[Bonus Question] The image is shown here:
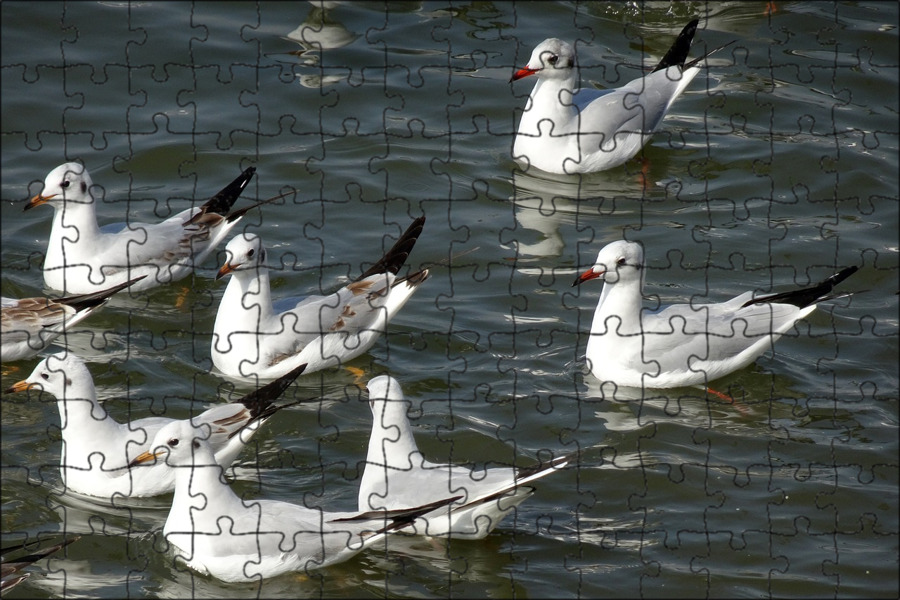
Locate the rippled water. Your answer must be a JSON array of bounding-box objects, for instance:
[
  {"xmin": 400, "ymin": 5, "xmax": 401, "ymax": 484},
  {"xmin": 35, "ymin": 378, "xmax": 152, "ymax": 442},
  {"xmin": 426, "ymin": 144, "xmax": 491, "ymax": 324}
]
[{"xmin": 2, "ymin": 1, "xmax": 898, "ymax": 598}]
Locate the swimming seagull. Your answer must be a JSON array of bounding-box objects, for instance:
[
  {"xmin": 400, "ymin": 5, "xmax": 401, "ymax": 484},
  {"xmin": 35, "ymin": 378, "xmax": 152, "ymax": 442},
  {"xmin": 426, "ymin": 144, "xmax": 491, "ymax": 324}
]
[
  {"xmin": 511, "ymin": 19, "xmax": 732, "ymax": 174},
  {"xmin": 359, "ymin": 375, "xmax": 570, "ymax": 539},
  {"xmin": 130, "ymin": 419, "xmax": 461, "ymax": 581},
  {"xmin": 25, "ymin": 162, "xmax": 260, "ymax": 294},
  {"xmin": 572, "ymin": 240, "xmax": 859, "ymax": 389},
  {"xmin": 212, "ymin": 216, "xmax": 429, "ymax": 381},
  {"xmin": 5, "ymin": 352, "xmax": 306, "ymax": 498},
  {"xmin": 1, "ymin": 276, "xmax": 145, "ymax": 362}
]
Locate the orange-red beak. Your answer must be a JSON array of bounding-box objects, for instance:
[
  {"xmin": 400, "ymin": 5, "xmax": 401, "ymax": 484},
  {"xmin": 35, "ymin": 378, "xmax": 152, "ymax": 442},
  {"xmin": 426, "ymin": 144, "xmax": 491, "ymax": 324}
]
[
  {"xmin": 129, "ymin": 450, "xmax": 161, "ymax": 468},
  {"xmin": 572, "ymin": 267, "xmax": 603, "ymax": 287},
  {"xmin": 216, "ymin": 262, "xmax": 239, "ymax": 280},
  {"xmin": 5, "ymin": 380, "xmax": 35, "ymax": 393},
  {"xmin": 24, "ymin": 193, "xmax": 54, "ymax": 211},
  {"xmin": 510, "ymin": 67, "xmax": 539, "ymax": 82}
]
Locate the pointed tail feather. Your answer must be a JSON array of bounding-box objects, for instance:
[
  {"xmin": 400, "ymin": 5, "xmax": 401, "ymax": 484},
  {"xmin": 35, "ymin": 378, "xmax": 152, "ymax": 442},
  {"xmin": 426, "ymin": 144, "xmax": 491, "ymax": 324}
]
[
  {"xmin": 514, "ymin": 453, "xmax": 573, "ymax": 485},
  {"xmin": 356, "ymin": 216, "xmax": 426, "ymax": 280},
  {"xmin": 741, "ymin": 265, "xmax": 859, "ymax": 309},
  {"xmin": 452, "ymin": 453, "xmax": 572, "ymax": 512},
  {"xmin": 331, "ymin": 495, "xmax": 463, "ymax": 533},
  {"xmin": 186, "ymin": 166, "xmax": 256, "ymax": 224},
  {"xmin": 683, "ymin": 39, "xmax": 736, "ymax": 70},
  {"xmin": 225, "ymin": 188, "xmax": 299, "ymax": 224}
]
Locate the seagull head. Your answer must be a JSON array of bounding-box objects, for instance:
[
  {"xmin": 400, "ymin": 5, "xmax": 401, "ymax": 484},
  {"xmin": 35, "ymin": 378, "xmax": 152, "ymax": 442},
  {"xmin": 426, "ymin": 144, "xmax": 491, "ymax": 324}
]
[
  {"xmin": 130, "ymin": 420, "xmax": 214, "ymax": 469},
  {"xmin": 26, "ymin": 162, "xmax": 94, "ymax": 211},
  {"xmin": 511, "ymin": 38, "xmax": 575, "ymax": 82},
  {"xmin": 5, "ymin": 352, "xmax": 90, "ymax": 400},
  {"xmin": 573, "ymin": 240, "xmax": 644, "ymax": 287},
  {"xmin": 217, "ymin": 232, "xmax": 268, "ymax": 280},
  {"xmin": 365, "ymin": 375, "xmax": 410, "ymax": 417}
]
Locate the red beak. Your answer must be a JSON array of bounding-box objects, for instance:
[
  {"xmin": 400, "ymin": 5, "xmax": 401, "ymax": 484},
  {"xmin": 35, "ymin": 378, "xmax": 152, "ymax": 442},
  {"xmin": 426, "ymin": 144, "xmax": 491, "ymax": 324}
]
[
  {"xmin": 572, "ymin": 267, "xmax": 602, "ymax": 287},
  {"xmin": 510, "ymin": 67, "xmax": 539, "ymax": 82}
]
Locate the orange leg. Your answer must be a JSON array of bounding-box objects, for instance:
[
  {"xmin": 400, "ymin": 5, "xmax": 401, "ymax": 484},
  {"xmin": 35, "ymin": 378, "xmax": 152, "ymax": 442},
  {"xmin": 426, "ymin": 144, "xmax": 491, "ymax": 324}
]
[{"xmin": 706, "ymin": 386, "xmax": 751, "ymax": 416}]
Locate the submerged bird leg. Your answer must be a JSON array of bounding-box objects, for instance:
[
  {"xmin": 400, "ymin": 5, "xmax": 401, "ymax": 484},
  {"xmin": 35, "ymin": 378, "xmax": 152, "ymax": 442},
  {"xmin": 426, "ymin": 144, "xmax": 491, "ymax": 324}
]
[
  {"xmin": 704, "ymin": 386, "xmax": 750, "ymax": 416},
  {"xmin": 174, "ymin": 285, "xmax": 192, "ymax": 311},
  {"xmin": 345, "ymin": 366, "xmax": 367, "ymax": 388}
]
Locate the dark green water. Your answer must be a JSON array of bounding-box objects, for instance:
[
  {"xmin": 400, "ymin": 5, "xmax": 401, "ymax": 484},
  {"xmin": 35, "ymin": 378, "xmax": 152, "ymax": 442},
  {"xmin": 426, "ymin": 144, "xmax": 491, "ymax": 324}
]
[{"xmin": 2, "ymin": 1, "xmax": 897, "ymax": 598}]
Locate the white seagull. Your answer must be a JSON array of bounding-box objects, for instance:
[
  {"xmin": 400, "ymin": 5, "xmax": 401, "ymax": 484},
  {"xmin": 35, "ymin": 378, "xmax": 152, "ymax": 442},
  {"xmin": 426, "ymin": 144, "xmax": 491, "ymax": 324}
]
[
  {"xmin": 26, "ymin": 162, "xmax": 258, "ymax": 294},
  {"xmin": 1, "ymin": 276, "xmax": 144, "ymax": 363},
  {"xmin": 130, "ymin": 419, "xmax": 460, "ymax": 582},
  {"xmin": 212, "ymin": 216, "xmax": 429, "ymax": 381},
  {"xmin": 511, "ymin": 19, "xmax": 730, "ymax": 174},
  {"xmin": 573, "ymin": 240, "xmax": 859, "ymax": 389},
  {"xmin": 360, "ymin": 375, "xmax": 570, "ymax": 539},
  {"xmin": 5, "ymin": 352, "xmax": 306, "ymax": 498}
]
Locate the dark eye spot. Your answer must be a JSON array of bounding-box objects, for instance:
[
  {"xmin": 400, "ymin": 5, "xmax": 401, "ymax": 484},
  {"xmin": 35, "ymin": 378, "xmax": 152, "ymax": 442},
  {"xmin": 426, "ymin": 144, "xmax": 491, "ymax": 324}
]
[
  {"xmin": 81, "ymin": 182, "xmax": 87, "ymax": 193},
  {"xmin": 168, "ymin": 438, "xmax": 179, "ymax": 447},
  {"xmin": 192, "ymin": 440, "xmax": 200, "ymax": 449},
  {"xmin": 247, "ymin": 248, "xmax": 255, "ymax": 258},
  {"xmin": 260, "ymin": 249, "xmax": 266, "ymax": 261},
  {"xmin": 61, "ymin": 180, "xmax": 71, "ymax": 189},
  {"xmin": 617, "ymin": 258, "xmax": 626, "ymax": 266},
  {"xmin": 41, "ymin": 373, "xmax": 50, "ymax": 381},
  {"xmin": 548, "ymin": 54, "xmax": 558, "ymax": 65}
]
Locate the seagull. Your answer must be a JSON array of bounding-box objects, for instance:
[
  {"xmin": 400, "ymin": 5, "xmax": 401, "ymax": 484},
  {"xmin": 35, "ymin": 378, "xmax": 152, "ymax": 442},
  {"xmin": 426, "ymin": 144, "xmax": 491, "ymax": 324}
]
[
  {"xmin": 360, "ymin": 375, "xmax": 570, "ymax": 539},
  {"xmin": 212, "ymin": 216, "xmax": 429, "ymax": 381},
  {"xmin": 25, "ymin": 162, "xmax": 259, "ymax": 294},
  {"xmin": 5, "ymin": 352, "xmax": 306, "ymax": 498},
  {"xmin": 511, "ymin": 19, "xmax": 730, "ymax": 174},
  {"xmin": 1, "ymin": 275, "xmax": 145, "ymax": 363},
  {"xmin": 572, "ymin": 240, "xmax": 859, "ymax": 389},
  {"xmin": 130, "ymin": 419, "xmax": 460, "ymax": 582}
]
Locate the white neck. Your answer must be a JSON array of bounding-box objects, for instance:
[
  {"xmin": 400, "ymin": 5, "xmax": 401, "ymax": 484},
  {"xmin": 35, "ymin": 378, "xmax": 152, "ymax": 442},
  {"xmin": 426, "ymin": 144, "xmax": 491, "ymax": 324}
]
[
  {"xmin": 366, "ymin": 401, "xmax": 420, "ymax": 468},
  {"xmin": 518, "ymin": 75, "xmax": 580, "ymax": 136},
  {"xmin": 46, "ymin": 202, "xmax": 102, "ymax": 268},
  {"xmin": 592, "ymin": 275, "xmax": 645, "ymax": 336},
  {"xmin": 165, "ymin": 446, "xmax": 238, "ymax": 536}
]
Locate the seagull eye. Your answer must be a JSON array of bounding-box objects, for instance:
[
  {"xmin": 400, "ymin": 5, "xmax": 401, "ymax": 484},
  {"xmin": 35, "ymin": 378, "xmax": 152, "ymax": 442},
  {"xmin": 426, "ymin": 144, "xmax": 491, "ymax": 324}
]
[
  {"xmin": 548, "ymin": 54, "xmax": 559, "ymax": 65},
  {"xmin": 247, "ymin": 248, "xmax": 255, "ymax": 258},
  {"xmin": 617, "ymin": 258, "xmax": 627, "ymax": 266},
  {"xmin": 41, "ymin": 373, "xmax": 50, "ymax": 381},
  {"xmin": 168, "ymin": 438, "xmax": 179, "ymax": 447},
  {"xmin": 61, "ymin": 179, "xmax": 71, "ymax": 189},
  {"xmin": 193, "ymin": 440, "xmax": 200, "ymax": 449}
]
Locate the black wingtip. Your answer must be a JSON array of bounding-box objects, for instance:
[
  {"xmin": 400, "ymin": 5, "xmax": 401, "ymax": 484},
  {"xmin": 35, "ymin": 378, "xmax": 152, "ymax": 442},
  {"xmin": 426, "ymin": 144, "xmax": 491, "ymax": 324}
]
[
  {"xmin": 356, "ymin": 215, "xmax": 426, "ymax": 281},
  {"xmin": 514, "ymin": 452, "xmax": 574, "ymax": 481},
  {"xmin": 741, "ymin": 265, "xmax": 860, "ymax": 309},
  {"xmin": 191, "ymin": 166, "xmax": 256, "ymax": 221},
  {"xmin": 54, "ymin": 274, "xmax": 147, "ymax": 311},
  {"xmin": 651, "ymin": 18, "xmax": 700, "ymax": 73},
  {"xmin": 0, "ymin": 535, "xmax": 81, "ymax": 583},
  {"xmin": 825, "ymin": 265, "xmax": 859, "ymax": 290},
  {"xmin": 237, "ymin": 363, "xmax": 307, "ymax": 422}
]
